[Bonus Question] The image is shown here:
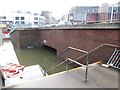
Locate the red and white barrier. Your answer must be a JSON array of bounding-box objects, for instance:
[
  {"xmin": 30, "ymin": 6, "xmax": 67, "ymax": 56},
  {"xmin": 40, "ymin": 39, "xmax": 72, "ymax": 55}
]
[
  {"xmin": 0, "ymin": 63, "xmax": 25, "ymax": 79},
  {"xmin": 2, "ymin": 31, "xmax": 10, "ymax": 40}
]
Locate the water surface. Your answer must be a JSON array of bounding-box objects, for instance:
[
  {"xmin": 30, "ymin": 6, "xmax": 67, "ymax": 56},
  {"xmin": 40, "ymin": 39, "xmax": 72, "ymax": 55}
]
[{"xmin": 14, "ymin": 46, "xmax": 72, "ymax": 75}]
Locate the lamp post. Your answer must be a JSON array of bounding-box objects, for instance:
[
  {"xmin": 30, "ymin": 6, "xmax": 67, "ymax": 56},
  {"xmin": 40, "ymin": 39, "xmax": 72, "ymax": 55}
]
[
  {"xmin": 110, "ymin": 4, "xmax": 114, "ymax": 22},
  {"xmin": 110, "ymin": 3, "xmax": 118, "ymax": 22},
  {"xmin": 118, "ymin": 1, "xmax": 120, "ymax": 21},
  {"xmin": 85, "ymin": 11, "xmax": 87, "ymax": 24}
]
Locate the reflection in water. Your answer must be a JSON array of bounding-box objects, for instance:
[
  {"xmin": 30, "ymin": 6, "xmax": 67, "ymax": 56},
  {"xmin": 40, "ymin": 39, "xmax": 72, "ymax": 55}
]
[{"xmin": 14, "ymin": 46, "xmax": 72, "ymax": 75}]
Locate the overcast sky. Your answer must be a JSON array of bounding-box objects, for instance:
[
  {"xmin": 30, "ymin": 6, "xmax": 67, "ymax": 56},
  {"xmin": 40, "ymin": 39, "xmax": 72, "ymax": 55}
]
[{"xmin": 0, "ymin": 0, "xmax": 119, "ymax": 18}]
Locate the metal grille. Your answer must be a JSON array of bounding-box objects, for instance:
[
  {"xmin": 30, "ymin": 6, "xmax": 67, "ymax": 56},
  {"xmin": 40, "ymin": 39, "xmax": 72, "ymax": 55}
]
[{"xmin": 107, "ymin": 48, "xmax": 120, "ymax": 69}]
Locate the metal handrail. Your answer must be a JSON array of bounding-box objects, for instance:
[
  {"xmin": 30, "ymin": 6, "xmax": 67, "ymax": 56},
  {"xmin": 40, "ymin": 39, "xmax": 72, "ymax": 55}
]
[
  {"xmin": 42, "ymin": 47, "xmax": 69, "ymax": 69},
  {"xmin": 68, "ymin": 47, "xmax": 88, "ymax": 53},
  {"xmin": 68, "ymin": 58, "xmax": 86, "ymax": 67},
  {"xmin": 42, "ymin": 44, "xmax": 119, "ymax": 82},
  {"xmin": 45, "ymin": 58, "xmax": 86, "ymax": 73},
  {"xmin": 42, "ymin": 47, "xmax": 88, "ymax": 69},
  {"xmin": 44, "ymin": 57, "xmax": 89, "ymax": 82},
  {"xmin": 89, "ymin": 44, "xmax": 120, "ymax": 53},
  {"xmin": 42, "ymin": 46, "xmax": 89, "ymax": 82},
  {"xmin": 68, "ymin": 44, "xmax": 120, "ymax": 65},
  {"xmin": 45, "ymin": 59, "xmax": 68, "ymax": 73}
]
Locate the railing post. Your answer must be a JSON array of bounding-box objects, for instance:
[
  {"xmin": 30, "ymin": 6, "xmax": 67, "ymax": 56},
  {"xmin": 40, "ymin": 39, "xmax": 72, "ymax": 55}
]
[
  {"xmin": 84, "ymin": 52, "xmax": 89, "ymax": 82},
  {"xmin": 66, "ymin": 50, "xmax": 69, "ymax": 71},
  {"xmin": 41, "ymin": 68, "xmax": 47, "ymax": 76},
  {"xmin": 66, "ymin": 61, "xmax": 69, "ymax": 71},
  {"xmin": 44, "ymin": 72, "xmax": 46, "ymax": 76},
  {"xmin": 52, "ymin": 61, "xmax": 53, "ymax": 74}
]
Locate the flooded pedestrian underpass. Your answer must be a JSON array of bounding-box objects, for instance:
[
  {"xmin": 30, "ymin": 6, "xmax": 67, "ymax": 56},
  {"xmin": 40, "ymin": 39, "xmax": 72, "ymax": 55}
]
[{"xmin": 13, "ymin": 44, "xmax": 73, "ymax": 75}]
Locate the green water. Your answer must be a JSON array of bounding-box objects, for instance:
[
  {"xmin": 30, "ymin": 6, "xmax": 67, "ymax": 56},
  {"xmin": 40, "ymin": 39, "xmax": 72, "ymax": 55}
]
[{"xmin": 14, "ymin": 46, "xmax": 72, "ymax": 75}]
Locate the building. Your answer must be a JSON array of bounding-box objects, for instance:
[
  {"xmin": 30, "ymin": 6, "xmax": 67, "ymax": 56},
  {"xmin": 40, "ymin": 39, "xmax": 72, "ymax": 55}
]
[
  {"xmin": 51, "ymin": 17, "xmax": 58, "ymax": 24},
  {"xmin": 0, "ymin": 15, "xmax": 13, "ymax": 25},
  {"xmin": 0, "ymin": 13, "xmax": 14, "ymax": 31},
  {"xmin": 41, "ymin": 11, "xmax": 52, "ymax": 24},
  {"xmin": 98, "ymin": 3, "xmax": 120, "ymax": 22},
  {"xmin": 0, "ymin": 16, "xmax": 7, "ymax": 24},
  {"xmin": 12, "ymin": 10, "xmax": 31, "ymax": 28},
  {"xmin": 58, "ymin": 14, "xmax": 71, "ymax": 26},
  {"xmin": 0, "ymin": 24, "xmax": 6, "ymax": 46},
  {"xmin": 69, "ymin": 6, "xmax": 99, "ymax": 24},
  {"xmin": 32, "ymin": 12, "xmax": 46, "ymax": 28},
  {"xmin": 0, "ymin": 10, "xmax": 47, "ymax": 29},
  {"xmin": 68, "ymin": 2, "xmax": 120, "ymax": 24}
]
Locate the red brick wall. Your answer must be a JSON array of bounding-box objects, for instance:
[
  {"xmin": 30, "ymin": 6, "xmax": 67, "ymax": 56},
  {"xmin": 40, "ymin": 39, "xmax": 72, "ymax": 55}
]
[
  {"xmin": 11, "ymin": 29, "xmax": 119, "ymax": 64},
  {"xmin": 38, "ymin": 30, "xmax": 118, "ymax": 53},
  {"xmin": 19, "ymin": 30, "xmax": 39, "ymax": 48},
  {"xmin": 11, "ymin": 31, "xmax": 20, "ymax": 48}
]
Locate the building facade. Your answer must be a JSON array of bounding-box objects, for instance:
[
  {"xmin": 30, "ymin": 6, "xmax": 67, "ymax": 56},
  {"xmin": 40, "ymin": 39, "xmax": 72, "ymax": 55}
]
[
  {"xmin": 12, "ymin": 10, "xmax": 31, "ymax": 28},
  {"xmin": 69, "ymin": 6, "xmax": 99, "ymax": 24},
  {"xmin": 98, "ymin": 3, "xmax": 120, "ymax": 22},
  {"xmin": 41, "ymin": 11, "xmax": 52, "ymax": 25},
  {"xmin": 68, "ymin": 2, "xmax": 120, "ymax": 24},
  {"xmin": 32, "ymin": 13, "xmax": 46, "ymax": 28},
  {"xmin": 13, "ymin": 11, "xmax": 46, "ymax": 28},
  {"xmin": 0, "ymin": 10, "xmax": 48, "ymax": 29}
]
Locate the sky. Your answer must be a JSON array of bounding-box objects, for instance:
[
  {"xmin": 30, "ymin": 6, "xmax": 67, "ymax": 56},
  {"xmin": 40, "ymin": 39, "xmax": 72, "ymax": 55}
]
[{"xmin": 0, "ymin": 0, "xmax": 119, "ymax": 19}]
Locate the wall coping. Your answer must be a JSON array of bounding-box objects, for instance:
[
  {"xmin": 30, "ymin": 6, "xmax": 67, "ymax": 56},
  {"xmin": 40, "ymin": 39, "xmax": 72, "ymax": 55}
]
[{"xmin": 10, "ymin": 22, "xmax": 120, "ymax": 34}]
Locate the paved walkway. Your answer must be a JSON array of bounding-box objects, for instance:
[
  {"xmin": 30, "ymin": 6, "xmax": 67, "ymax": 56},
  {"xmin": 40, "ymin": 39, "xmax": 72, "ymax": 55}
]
[
  {"xmin": 12, "ymin": 63, "xmax": 119, "ymax": 88},
  {"xmin": 0, "ymin": 40, "xmax": 19, "ymax": 87},
  {"xmin": 0, "ymin": 40, "xmax": 19, "ymax": 66}
]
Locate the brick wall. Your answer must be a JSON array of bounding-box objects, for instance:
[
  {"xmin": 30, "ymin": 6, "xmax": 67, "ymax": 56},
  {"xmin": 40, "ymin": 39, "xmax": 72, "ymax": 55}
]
[{"xmin": 11, "ymin": 28, "xmax": 120, "ymax": 64}]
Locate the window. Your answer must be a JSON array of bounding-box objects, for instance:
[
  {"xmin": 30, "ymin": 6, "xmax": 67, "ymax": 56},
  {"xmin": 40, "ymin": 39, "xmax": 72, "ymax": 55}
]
[
  {"xmin": 3, "ymin": 16, "xmax": 6, "ymax": 19},
  {"xmin": 26, "ymin": 11, "xmax": 31, "ymax": 14},
  {"xmin": 21, "ymin": 21, "xmax": 25, "ymax": 24},
  {"xmin": 0, "ymin": 16, "xmax": 6, "ymax": 19},
  {"xmin": 34, "ymin": 22, "xmax": 38, "ymax": 25},
  {"xmin": 21, "ymin": 17, "xmax": 25, "ymax": 20},
  {"xmin": 15, "ymin": 17, "xmax": 19, "ymax": 20},
  {"xmin": 15, "ymin": 21, "xmax": 19, "ymax": 24},
  {"xmin": 34, "ymin": 13, "xmax": 38, "ymax": 15},
  {"xmin": 16, "ymin": 10, "xmax": 22, "ymax": 13},
  {"xmin": 34, "ymin": 17, "xmax": 38, "ymax": 20}
]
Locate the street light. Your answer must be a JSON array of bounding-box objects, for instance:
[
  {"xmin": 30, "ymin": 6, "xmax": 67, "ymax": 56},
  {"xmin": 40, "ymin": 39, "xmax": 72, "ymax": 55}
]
[{"xmin": 110, "ymin": 3, "xmax": 118, "ymax": 22}]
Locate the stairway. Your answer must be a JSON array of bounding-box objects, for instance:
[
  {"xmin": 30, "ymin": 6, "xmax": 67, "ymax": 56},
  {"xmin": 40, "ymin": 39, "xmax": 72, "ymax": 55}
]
[{"xmin": 107, "ymin": 48, "xmax": 120, "ymax": 69}]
